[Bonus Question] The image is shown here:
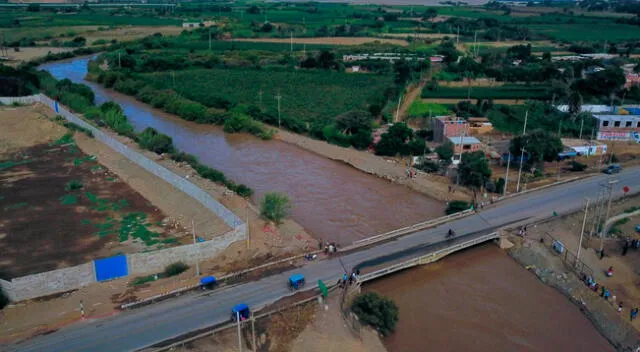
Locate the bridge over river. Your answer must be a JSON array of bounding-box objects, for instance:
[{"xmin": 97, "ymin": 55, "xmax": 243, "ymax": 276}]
[{"xmin": 10, "ymin": 167, "xmax": 640, "ymax": 352}]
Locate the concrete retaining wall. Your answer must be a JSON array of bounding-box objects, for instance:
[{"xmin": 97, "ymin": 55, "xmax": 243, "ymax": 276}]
[
  {"xmin": 0, "ymin": 263, "xmax": 95, "ymax": 302},
  {"xmin": 0, "ymin": 95, "xmax": 41, "ymax": 106},
  {"xmin": 128, "ymin": 224, "xmax": 246, "ymax": 275},
  {"xmin": 0, "ymin": 95, "xmax": 247, "ymax": 302}
]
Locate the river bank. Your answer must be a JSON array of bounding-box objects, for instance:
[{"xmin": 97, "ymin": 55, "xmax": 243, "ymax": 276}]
[
  {"xmin": 276, "ymin": 129, "xmax": 471, "ymax": 202},
  {"xmin": 507, "ymin": 233, "xmax": 640, "ymax": 351}
]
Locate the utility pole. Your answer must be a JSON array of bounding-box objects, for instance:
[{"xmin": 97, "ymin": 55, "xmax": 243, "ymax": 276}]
[
  {"xmin": 209, "ymin": 28, "xmax": 212, "ymax": 51},
  {"xmin": 599, "ymin": 179, "xmax": 619, "ymax": 254},
  {"xmin": 394, "ymin": 94, "xmax": 403, "ymax": 122},
  {"xmin": 118, "ymin": 51, "xmax": 121, "ymax": 69},
  {"xmin": 192, "ymin": 219, "xmax": 200, "ymax": 276},
  {"xmin": 275, "ymin": 91, "xmax": 282, "ymax": 128},
  {"xmin": 503, "ymin": 151, "xmax": 511, "ymax": 195},
  {"xmin": 579, "ymin": 117, "xmax": 584, "ymax": 140},
  {"xmin": 516, "ymin": 147, "xmax": 526, "ymax": 192},
  {"xmin": 236, "ymin": 312, "xmax": 243, "ymax": 352},
  {"xmin": 576, "ymin": 198, "xmax": 590, "ymax": 263},
  {"xmin": 515, "ymin": 110, "xmax": 528, "ymax": 193},
  {"xmin": 456, "ymin": 26, "xmax": 459, "ymax": 46},
  {"xmin": 455, "ymin": 125, "xmax": 465, "ymax": 186}
]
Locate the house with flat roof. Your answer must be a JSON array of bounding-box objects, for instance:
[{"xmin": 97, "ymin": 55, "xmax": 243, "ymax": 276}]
[
  {"xmin": 448, "ymin": 136, "xmax": 482, "ymax": 164},
  {"xmin": 433, "ymin": 116, "xmax": 469, "ymax": 143},
  {"xmin": 593, "ymin": 114, "xmax": 640, "ymax": 142}
]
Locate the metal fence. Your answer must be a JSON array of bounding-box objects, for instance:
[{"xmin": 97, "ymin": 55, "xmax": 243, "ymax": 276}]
[
  {"xmin": 540, "ymin": 232, "xmax": 594, "ymax": 278},
  {"xmin": 37, "ymin": 94, "xmax": 244, "ymax": 229}
]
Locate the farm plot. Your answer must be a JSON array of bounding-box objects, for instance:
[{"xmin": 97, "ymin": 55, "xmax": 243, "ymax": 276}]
[
  {"xmin": 421, "ymin": 85, "xmax": 552, "ymax": 100},
  {"xmin": 140, "ymin": 68, "xmax": 393, "ymax": 124},
  {"xmin": 0, "ymin": 106, "xmax": 180, "ymax": 279}
]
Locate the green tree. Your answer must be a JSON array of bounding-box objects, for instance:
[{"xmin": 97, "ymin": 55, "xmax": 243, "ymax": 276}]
[
  {"xmin": 351, "ymin": 292, "xmax": 399, "ymax": 336},
  {"xmin": 335, "ymin": 110, "xmax": 372, "ymax": 135},
  {"xmin": 510, "ymin": 130, "xmax": 563, "ymax": 164},
  {"xmin": 446, "ymin": 200, "xmax": 470, "ymax": 215},
  {"xmin": 435, "ymin": 141, "xmax": 454, "ymax": 162},
  {"xmin": 567, "ymin": 90, "xmax": 583, "ymax": 118},
  {"xmin": 260, "ymin": 192, "xmax": 291, "ymax": 224},
  {"xmin": 374, "ymin": 123, "xmax": 414, "ymax": 156},
  {"xmin": 138, "ymin": 127, "xmax": 175, "ymax": 154},
  {"xmin": 393, "ymin": 59, "xmax": 412, "ymax": 85},
  {"xmin": 458, "ymin": 151, "xmax": 492, "ymax": 188}
]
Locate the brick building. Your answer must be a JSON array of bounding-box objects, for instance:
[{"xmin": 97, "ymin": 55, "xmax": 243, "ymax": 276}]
[
  {"xmin": 593, "ymin": 114, "xmax": 640, "ymax": 142},
  {"xmin": 433, "ymin": 116, "xmax": 469, "ymax": 142}
]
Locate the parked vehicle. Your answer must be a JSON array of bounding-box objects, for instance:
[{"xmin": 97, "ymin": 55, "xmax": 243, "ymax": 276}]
[
  {"xmin": 288, "ymin": 274, "xmax": 305, "ymax": 290},
  {"xmin": 231, "ymin": 303, "xmax": 250, "ymax": 322},
  {"xmin": 603, "ymin": 165, "xmax": 621, "ymax": 174},
  {"xmin": 199, "ymin": 275, "xmax": 217, "ymax": 290}
]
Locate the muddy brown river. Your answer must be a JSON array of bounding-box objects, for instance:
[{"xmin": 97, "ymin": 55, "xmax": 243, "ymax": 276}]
[
  {"xmin": 40, "ymin": 57, "xmax": 444, "ymax": 244},
  {"xmin": 366, "ymin": 245, "xmax": 614, "ymax": 352}
]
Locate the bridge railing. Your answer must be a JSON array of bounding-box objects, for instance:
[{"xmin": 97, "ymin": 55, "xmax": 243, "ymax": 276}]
[
  {"xmin": 359, "ymin": 232, "xmax": 499, "ymax": 283},
  {"xmin": 346, "ymin": 209, "xmax": 475, "ymax": 250}
]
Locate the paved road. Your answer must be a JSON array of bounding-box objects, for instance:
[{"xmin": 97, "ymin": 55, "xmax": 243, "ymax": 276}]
[{"xmin": 11, "ymin": 168, "xmax": 640, "ymax": 352}]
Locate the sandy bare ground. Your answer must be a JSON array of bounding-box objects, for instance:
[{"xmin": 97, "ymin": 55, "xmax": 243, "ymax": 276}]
[
  {"xmin": 233, "ymin": 37, "xmax": 409, "ymax": 46},
  {"xmin": 276, "ymin": 129, "xmax": 470, "ymax": 202},
  {"xmin": 83, "ymin": 26, "xmax": 184, "ymax": 44},
  {"xmin": 1, "ymin": 47, "xmax": 73, "ymax": 67}
]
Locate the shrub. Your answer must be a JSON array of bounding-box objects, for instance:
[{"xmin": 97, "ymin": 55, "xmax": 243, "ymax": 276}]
[
  {"xmin": 260, "ymin": 192, "xmax": 291, "ymax": 223},
  {"xmin": 495, "ymin": 178, "xmax": 506, "ymax": 194},
  {"xmin": 446, "ymin": 200, "xmax": 470, "ymax": 215},
  {"xmin": 170, "ymin": 151, "xmax": 199, "ymax": 166},
  {"xmin": 415, "ymin": 160, "xmax": 440, "ymax": 173},
  {"xmin": 164, "ymin": 262, "xmax": 189, "ymax": 277},
  {"xmin": 351, "ymin": 292, "xmax": 398, "ymax": 336},
  {"xmin": 65, "ymin": 180, "xmax": 83, "ymax": 191},
  {"xmin": 569, "ymin": 161, "xmax": 587, "ymax": 172},
  {"xmin": 138, "ymin": 127, "xmax": 175, "ymax": 154},
  {"xmin": 0, "ymin": 286, "xmax": 8, "ymax": 309},
  {"xmin": 102, "ymin": 108, "xmax": 134, "ymax": 136}
]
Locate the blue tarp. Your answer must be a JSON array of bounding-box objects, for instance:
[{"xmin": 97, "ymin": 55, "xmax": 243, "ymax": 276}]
[
  {"xmin": 94, "ymin": 255, "xmax": 128, "ymax": 282},
  {"xmin": 624, "ymin": 107, "xmax": 640, "ymax": 115}
]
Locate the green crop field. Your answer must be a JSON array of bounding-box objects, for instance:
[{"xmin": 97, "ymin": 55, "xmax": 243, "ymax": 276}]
[
  {"xmin": 140, "ymin": 68, "xmax": 392, "ymax": 124},
  {"xmin": 421, "ymin": 85, "xmax": 551, "ymax": 100},
  {"xmin": 165, "ymin": 39, "xmax": 335, "ymax": 52},
  {"xmin": 407, "ymin": 100, "xmax": 451, "ymax": 117},
  {"xmin": 526, "ymin": 23, "xmax": 640, "ymax": 42}
]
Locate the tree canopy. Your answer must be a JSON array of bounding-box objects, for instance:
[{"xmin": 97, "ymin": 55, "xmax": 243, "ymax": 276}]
[
  {"xmin": 458, "ymin": 151, "xmax": 492, "ymax": 189},
  {"xmin": 510, "ymin": 130, "xmax": 564, "ymax": 164},
  {"xmin": 351, "ymin": 292, "xmax": 399, "ymax": 336},
  {"xmin": 335, "ymin": 110, "xmax": 372, "ymax": 135}
]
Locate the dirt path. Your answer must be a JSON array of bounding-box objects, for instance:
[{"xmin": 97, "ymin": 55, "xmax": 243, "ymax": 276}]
[
  {"xmin": 276, "ymin": 129, "xmax": 470, "ymax": 202},
  {"xmin": 396, "ymin": 79, "xmax": 427, "ymax": 123}
]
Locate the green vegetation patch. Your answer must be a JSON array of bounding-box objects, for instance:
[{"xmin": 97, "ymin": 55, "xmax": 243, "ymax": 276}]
[
  {"xmin": 407, "ymin": 100, "xmax": 451, "ymax": 117},
  {"xmin": 422, "ymin": 85, "xmax": 551, "ymax": 100},
  {"xmin": 0, "ymin": 159, "xmax": 33, "ymax": 171},
  {"xmin": 141, "ymin": 68, "xmax": 392, "ymax": 124},
  {"xmin": 119, "ymin": 212, "xmax": 161, "ymax": 245},
  {"xmin": 50, "ymin": 133, "xmax": 75, "ymax": 146},
  {"xmin": 73, "ymin": 155, "xmax": 96, "ymax": 166},
  {"xmin": 60, "ymin": 194, "xmax": 79, "ymax": 205},
  {"xmin": 4, "ymin": 202, "xmax": 28, "ymax": 210}
]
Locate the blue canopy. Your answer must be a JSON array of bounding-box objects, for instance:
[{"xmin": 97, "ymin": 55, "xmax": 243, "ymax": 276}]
[
  {"xmin": 199, "ymin": 276, "xmax": 216, "ymax": 285},
  {"xmin": 232, "ymin": 303, "xmax": 249, "ymax": 314},
  {"xmin": 289, "ymin": 274, "xmax": 305, "ymax": 284}
]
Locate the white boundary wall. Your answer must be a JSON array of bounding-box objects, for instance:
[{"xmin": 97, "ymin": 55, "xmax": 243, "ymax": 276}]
[{"xmin": 0, "ymin": 95, "xmax": 246, "ymax": 302}]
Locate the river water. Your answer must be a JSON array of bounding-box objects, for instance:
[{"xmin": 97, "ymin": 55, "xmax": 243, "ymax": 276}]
[
  {"xmin": 40, "ymin": 57, "xmax": 444, "ymax": 244},
  {"xmin": 366, "ymin": 245, "xmax": 614, "ymax": 352}
]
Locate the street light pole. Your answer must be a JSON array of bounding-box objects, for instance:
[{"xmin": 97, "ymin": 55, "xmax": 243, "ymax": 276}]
[
  {"xmin": 576, "ymin": 198, "xmax": 590, "ymax": 263},
  {"xmin": 236, "ymin": 311, "xmax": 243, "ymax": 352},
  {"xmin": 503, "ymin": 151, "xmax": 511, "ymax": 195},
  {"xmin": 516, "ymin": 147, "xmax": 525, "ymax": 192}
]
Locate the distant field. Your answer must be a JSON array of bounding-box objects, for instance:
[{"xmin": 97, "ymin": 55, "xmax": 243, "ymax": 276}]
[
  {"xmin": 140, "ymin": 68, "xmax": 393, "ymax": 124},
  {"xmin": 166, "ymin": 39, "xmax": 335, "ymax": 52},
  {"xmin": 527, "ymin": 23, "xmax": 640, "ymax": 42},
  {"xmin": 422, "ymin": 85, "xmax": 551, "ymax": 100},
  {"xmin": 233, "ymin": 37, "xmax": 409, "ymax": 46}
]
